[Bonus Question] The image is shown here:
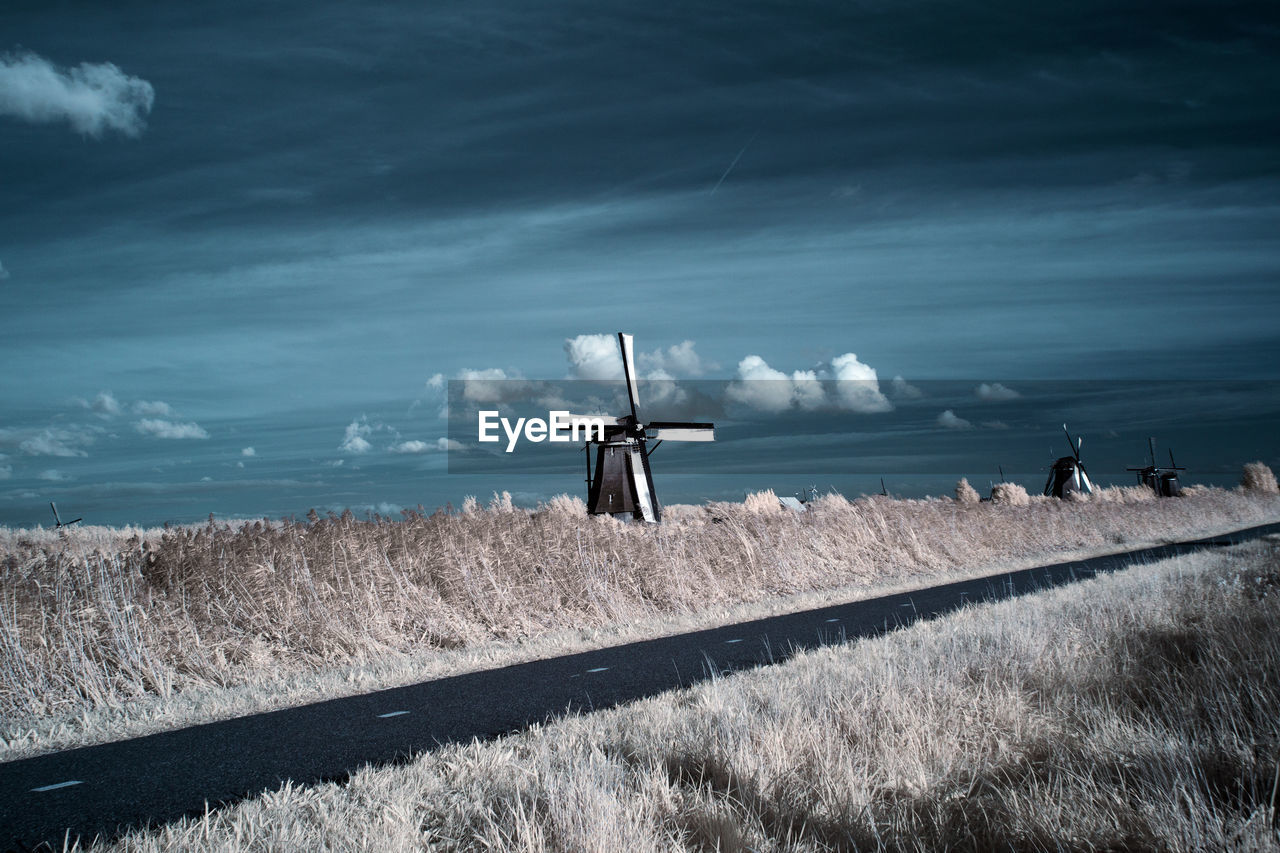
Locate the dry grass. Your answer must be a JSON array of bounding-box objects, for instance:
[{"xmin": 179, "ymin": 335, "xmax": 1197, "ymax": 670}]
[
  {"xmin": 989, "ymin": 482, "xmax": 1031, "ymax": 506},
  {"xmin": 1244, "ymin": 462, "xmax": 1280, "ymax": 495},
  {"xmin": 80, "ymin": 533, "xmax": 1280, "ymax": 852},
  {"xmin": 954, "ymin": 478, "xmax": 980, "ymax": 504},
  {"xmin": 2, "ymin": 488, "xmax": 1278, "ymax": 761}
]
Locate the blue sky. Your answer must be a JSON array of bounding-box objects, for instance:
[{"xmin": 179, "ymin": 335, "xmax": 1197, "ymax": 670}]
[{"xmin": 2, "ymin": 1, "xmax": 1278, "ymax": 525}]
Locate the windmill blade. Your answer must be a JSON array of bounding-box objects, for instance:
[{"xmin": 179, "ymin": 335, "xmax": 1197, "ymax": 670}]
[
  {"xmin": 50, "ymin": 501, "xmax": 62, "ymax": 526},
  {"xmin": 617, "ymin": 332, "xmax": 641, "ymax": 421},
  {"xmin": 1062, "ymin": 424, "xmax": 1080, "ymax": 462},
  {"xmin": 645, "ymin": 421, "xmax": 715, "ymax": 441},
  {"xmin": 1148, "ymin": 437, "xmax": 1157, "ymax": 468},
  {"xmin": 627, "ymin": 446, "xmax": 658, "ymax": 523}
]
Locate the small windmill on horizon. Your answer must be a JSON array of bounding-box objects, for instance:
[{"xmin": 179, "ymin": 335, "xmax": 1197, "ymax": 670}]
[
  {"xmin": 1044, "ymin": 424, "xmax": 1095, "ymax": 499},
  {"xmin": 49, "ymin": 501, "xmax": 81, "ymax": 529}
]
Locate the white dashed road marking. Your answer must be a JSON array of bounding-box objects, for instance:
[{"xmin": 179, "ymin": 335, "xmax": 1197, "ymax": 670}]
[
  {"xmin": 32, "ymin": 781, "xmax": 82, "ymax": 793},
  {"xmin": 724, "ymin": 638, "xmax": 743, "ymax": 644},
  {"xmin": 586, "ymin": 667, "xmax": 609, "ymax": 673},
  {"xmin": 377, "ymin": 711, "xmax": 410, "ymax": 718},
  {"xmin": 825, "ymin": 618, "xmax": 840, "ymax": 623}
]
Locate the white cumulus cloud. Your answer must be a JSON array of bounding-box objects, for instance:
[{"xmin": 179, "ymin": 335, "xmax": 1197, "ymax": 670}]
[
  {"xmin": 564, "ymin": 334, "xmax": 624, "ymax": 380},
  {"xmin": 241, "ymin": 446, "xmax": 256, "ymax": 457},
  {"xmin": 340, "ymin": 418, "xmax": 373, "ymax": 454},
  {"xmin": 976, "ymin": 382, "xmax": 1020, "ymax": 402},
  {"xmin": 639, "ymin": 340, "xmax": 708, "ymax": 377},
  {"xmin": 135, "ymin": 418, "xmax": 210, "ymax": 439},
  {"xmin": 0, "ymin": 50, "xmax": 155, "ymax": 138},
  {"xmin": 726, "ymin": 352, "xmax": 892, "ymax": 414},
  {"xmin": 830, "ymin": 353, "xmax": 892, "ymax": 413},
  {"xmin": 937, "ymin": 410, "xmax": 973, "ymax": 430}
]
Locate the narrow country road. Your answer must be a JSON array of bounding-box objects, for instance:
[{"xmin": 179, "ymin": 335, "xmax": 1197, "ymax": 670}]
[{"xmin": 2, "ymin": 522, "xmax": 1277, "ymax": 851}]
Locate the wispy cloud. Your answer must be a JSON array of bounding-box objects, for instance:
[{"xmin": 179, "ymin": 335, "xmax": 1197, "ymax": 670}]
[
  {"xmin": 18, "ymin": 427, "xmax": 93, "ymax": 457},
  {"xmin": 89, "ymin": 390, "xmax": 121, "ymax": 417},
  {"xmin": 0, "ymin": 50, "xmax": 155, "ymax": 138},
  {"xmin": 976, "ymin": 382, "xmax": 1020, "ymax": 402},
  {"xmin": 0, "ymin": 259, "xmax": 9, "ymax": 280},
  {"xmin": 390, "ymin": 437, "xmax": 462, "ymax": 454},
  {"xmin": 135, "ymin": 418, "xmax": 210, "ymax": 439},
  {"xmin": 133, "ymin": 400, "xmax": 174, "ymax": 417}
]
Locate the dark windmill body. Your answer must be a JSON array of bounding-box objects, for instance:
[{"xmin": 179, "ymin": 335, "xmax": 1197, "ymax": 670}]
[
  {"xmin": 568, "ymin": 333, "xmax": 714, "ymax": 523},
  {"xmin": 1128, "ymin": 437, "xmax": 1185, "ymax": 497},
  {"xmin": 1044, "ymin": 424, "xmax": 1095, "ymax": 499}
]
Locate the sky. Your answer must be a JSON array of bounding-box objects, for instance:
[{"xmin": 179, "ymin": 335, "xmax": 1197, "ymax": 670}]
[{"xmin": 1, "ymin": 1, "xmax": 1278, "ymax": 526}]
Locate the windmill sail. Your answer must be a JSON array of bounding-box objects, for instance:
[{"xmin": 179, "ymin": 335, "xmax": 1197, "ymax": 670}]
[{"xmin": 572, "ymin": 332, "xmax": 715, "ymax": 523}]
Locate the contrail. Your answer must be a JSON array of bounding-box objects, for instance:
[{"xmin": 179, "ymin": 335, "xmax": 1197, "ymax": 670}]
[{"xmin": 710, "ymin": 132, "xmax": 758, "ymax": 194}]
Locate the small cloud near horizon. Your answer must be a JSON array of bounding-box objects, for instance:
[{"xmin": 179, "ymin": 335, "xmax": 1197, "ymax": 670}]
[{"xmin": 937, "ymin": 409, "xmax": 973, "ymax": 429}]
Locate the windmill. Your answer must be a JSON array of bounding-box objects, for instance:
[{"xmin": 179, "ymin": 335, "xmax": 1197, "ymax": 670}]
[
  {"xmin": 1127, "ymin": 437, "xmax": 1185, "ymax": 497},
  {"xmin": 1044, "ymin": 424, "xmax": 1095, "ymax": 498},
  {"xmin": 566, "ymin": 333, "xmax": 714, "ymax": 523},
  {"xmin": 50, "ymin": 501, "xmax": 82, "ymax": 529}
]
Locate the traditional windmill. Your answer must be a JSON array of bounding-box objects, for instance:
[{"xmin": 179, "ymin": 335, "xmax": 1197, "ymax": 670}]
[
  {"xmin": 49, "ymin": 501, "xmax": 81, "ymax": 529},
  {"xmin": 1127, "ymin": 437, "xmax": 1185, "ymax": 497},
  {"xmin": 1044, "ymin": 424, "xmax": 1095, "ymax": 498},
  {"xmin": 567, "ymin": 333, "xmax": 714, "ymax": 523}
]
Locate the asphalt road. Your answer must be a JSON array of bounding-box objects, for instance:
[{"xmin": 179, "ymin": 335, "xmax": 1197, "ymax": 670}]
[{"xmin": 3, "ymin": 520, "xmax": 1278, "ymax": 851}]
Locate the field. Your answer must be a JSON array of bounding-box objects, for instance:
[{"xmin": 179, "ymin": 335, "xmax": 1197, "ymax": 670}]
[
  {"xmin": 65, "ymin": 517, "xmax": 1280, "ymax": 850},
  {"xmin": 2, "ymin": 484, "xmax": 1278, "ymax": 763}
]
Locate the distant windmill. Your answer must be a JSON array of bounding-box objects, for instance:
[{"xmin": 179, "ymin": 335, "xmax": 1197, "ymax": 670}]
[
  {"xmin": 1127, "ymin": 437, "xmax": 1185, "ymax": 497},
  {"xmin": 567, "ymin": 333, "xmax": 715, "ymax": 523},
  {"xmin": 1044, "ymin": 424, "xmax": 1095, "ymax": 499},
  {"xmin": 50, "ymin": 501, "xmax": 82, "ymax": 529}
]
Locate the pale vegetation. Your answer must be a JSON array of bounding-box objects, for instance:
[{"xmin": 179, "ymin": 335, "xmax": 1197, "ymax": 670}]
[
  {"xmin": 2, "ymin": 487, "xmax": 1278, "ymax": 762},
  {"xmin": 1243, "ymin": 461, "xmax": 1280, "ymax": 495},
  {"xmin": 78, "ymin": 533, "xmax": 1280, "ymax": 851}
]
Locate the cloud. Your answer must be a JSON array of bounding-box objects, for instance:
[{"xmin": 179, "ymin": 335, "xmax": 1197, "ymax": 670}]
[
  {"xmin": 390, "ymin": 437, "xmax": 462, "ymax": 454},
  {"xmin": 241, "ymin": 446, "xmax": 256, "ymax": 457},
  {"xmin": 726, "ymin": 355, "xmax": 795, "ymax": 413},
  {"xmin": 340, "ymin": 418, "xmax": 373, "ymax": 453},
  {"xmin": 639, "ymin": 340, "xmax": 708, "ymax": 377},
  {"xmin": 726, "ymin": 352, "xmax": 893, "ymax": 414},
  {"xmin": 890, "ymin": 375, "xmax": 923, "ymax": 400},
  {"xmin": 20, "ymin": 427, "xmax": 92, "ymax": 456},
  {"xmin": 135, "ymin": 418, "xmax": 210, "ymax": 439},
  {"xmin": 133, "ymin": 400, "xmax": 174, "ymax": 417},
  {"xmin": 937, "ymin": 409, "xmax": 973, "ymax": 430},
  {"xmin": 38, "ymin": 469, "xmax": 71, "ymax": 481},
  {"xmin": 982, "ymin": 420, "xmax": 1010, "ymax": 430},
  {"xmin": 0, "ymin": 464, "xmax": 11, "ymax": 480},
  {"xmin": 976, "ymin": 382, "xmax": 1020, "ymax": 402},
  {"xmin": 0, "ymin": 50, "xmax": 155, "ymax": 138},
  {"xmin": 426, "ymin": 373, "xmax": 445, "ymax": 391},
  {"xmin": 830, "ymin": 353, "xmax": 892, "ymax": 413},
  {"xmin": 89, "ymin": 391, "xmax": 121, "ymax": 417},
  {"xmin": 564, "ymin": 334, "xmax": 623, "ymax": 380},
  {"xmin": 0, "ymin": 260, "xmax": 8, "ymax": 280}
]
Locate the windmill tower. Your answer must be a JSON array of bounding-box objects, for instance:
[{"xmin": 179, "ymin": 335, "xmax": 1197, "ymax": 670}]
[
  {"xmin": 566, "ymin": 333, "xmax": 714, "ymax": 523},
  {"xmin": 1127, "ymin": 437, "xmax": 1185, "ymax": 497},
  {"xmin": 1044, "ymin": 424, "xmax": 1095, "ymax": 498},
  {"xmin": 50, "ymin": 501, "xmax": 82, "ymax": 529}
]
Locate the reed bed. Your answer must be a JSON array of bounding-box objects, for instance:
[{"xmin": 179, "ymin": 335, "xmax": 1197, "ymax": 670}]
[{"xmin": 2, "ymin": 487, "xmax": 1278, "ymax": 757}]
